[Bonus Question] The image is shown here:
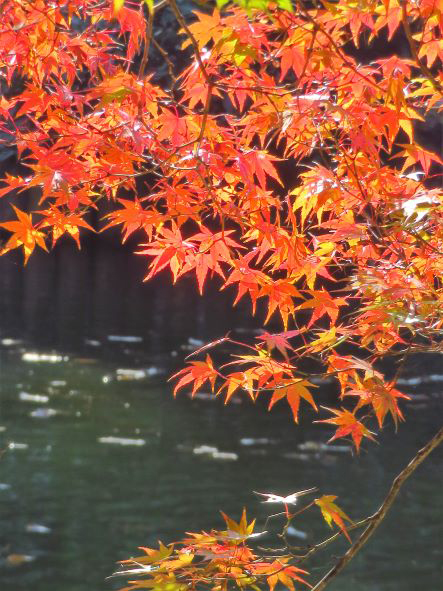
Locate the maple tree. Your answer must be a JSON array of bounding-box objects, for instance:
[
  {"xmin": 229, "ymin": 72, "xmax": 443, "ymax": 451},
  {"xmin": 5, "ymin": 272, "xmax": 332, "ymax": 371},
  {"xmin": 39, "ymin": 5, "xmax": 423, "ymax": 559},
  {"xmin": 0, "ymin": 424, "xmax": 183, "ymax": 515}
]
[{"xmin": 0, "ymin": 0, "xmax": 442, "ymax": 588}]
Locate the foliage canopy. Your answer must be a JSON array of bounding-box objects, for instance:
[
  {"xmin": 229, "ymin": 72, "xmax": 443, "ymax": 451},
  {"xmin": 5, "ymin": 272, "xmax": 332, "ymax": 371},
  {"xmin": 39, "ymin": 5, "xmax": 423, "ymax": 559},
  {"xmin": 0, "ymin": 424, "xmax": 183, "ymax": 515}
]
[{"xmin": 0, "ymin": 0, "xmax": 442, "ymax": 589}]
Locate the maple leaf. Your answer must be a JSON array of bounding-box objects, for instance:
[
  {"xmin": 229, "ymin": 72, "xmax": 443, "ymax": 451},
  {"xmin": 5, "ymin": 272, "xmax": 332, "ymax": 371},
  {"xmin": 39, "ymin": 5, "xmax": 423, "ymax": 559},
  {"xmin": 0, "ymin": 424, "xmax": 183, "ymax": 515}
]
[
  {"xmin": 238, "ymin": 151, "xmax": 282, "ymax": 190},
  {"xmin": 315, "ymin": 495, "xmax": 353, "ymax": 543},
  {"xmin": 119, "ymin": 541, "xmax": 173, "ymax": 567},
  {"xmin": 187, "ymin": 228, "xmax": 242, "ymax": 294},
  {"xmin": 316, "ymin": 407, "xmax": 376, "ymax": 451},
  {"xmin": 0, "ymin": 174, "xmax": 29, "ymax": 199},
  {"xmin": 104, "ymin": 199, "xmax": 158, "ymax": 243},
  {"xmin": 256, "ymin": 329, "xmax": 304, "ymax": 360},
  {"xmin": 170, "ymin": 355, "xmax": 218, "ymax": 397},
  {"xmin": 223, "ymin": 253, "xmax": 266, "ymax": 312},
  {"xmin": 39, "ymin": 207, "xmax": 95, "ymax": 248},
  {"xmin": 219, "ymin": 508, "xmax": 256, "ymax": 542},
  {"xmin": 297, "ymin": 289, "xmax": 347, "ymax": 327},
  {"xmin": 182, "ymin": 10, "xmax": 222, "ymax": 49},
  {"xmin": 280, "ymin": 44, "xmax": 306, "ymax": 81},
  {"xmin": 138, "ymin": 225, "xmax": 191, "ymax": 283},
  {"xmin": 249, "ymin": 558, "xmax": 310, "ymax": 591},
  {"xmin": 394, "ymin": 144, "xmax": 443, "ymax": 175},
  {"xmin": 219, "ymin": 371, "xmax": 249, "ymax": 403},
  {"xmin": 308, "ymin": 327, "xmax": 341, "ymax": 354},
  {"xmin": 260, "ymin": 279, "xmax": 301, "ymax": 328},
  {"xmin": 346, "ymin": 378, "xmax": 410, "ymax": 428},
  {"xmin": 0, "ymin": 206, "xmax": 47, "ymax": 263},
  {"xmin": 268, "ymin": 380, "xmax": 318, "ymax": 423}
]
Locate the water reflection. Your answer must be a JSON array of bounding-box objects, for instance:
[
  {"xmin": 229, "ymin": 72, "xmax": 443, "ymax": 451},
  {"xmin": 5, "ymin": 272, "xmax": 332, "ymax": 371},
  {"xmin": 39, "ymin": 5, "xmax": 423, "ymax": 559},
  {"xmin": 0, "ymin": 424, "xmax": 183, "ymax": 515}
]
[
  {"xmin": 0, "ymin": 346, "xmax": 441, "ymax": 591},
  {"xmin": 0, "ymin": 242, "xmax": 442, "ymax": 591}
]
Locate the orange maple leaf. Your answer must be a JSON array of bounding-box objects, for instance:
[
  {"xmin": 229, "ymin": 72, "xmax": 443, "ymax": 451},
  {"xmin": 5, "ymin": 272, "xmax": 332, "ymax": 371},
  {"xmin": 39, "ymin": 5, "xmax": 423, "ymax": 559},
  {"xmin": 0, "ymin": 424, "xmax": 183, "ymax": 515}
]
[
  {"xmin": 315, "ymin": 495, "xmax": 353, "ymax": 543},
  {"xmin": 297, "ymin": 289, "xmax": 347, "ymax": 327},
  {"xmin": 346, "ymin": 378, "xmax": 410, "ymax": 428},
  {"xmin": 316, "ymin": 407, "xmax": 375, "ymax": 451},
  {"xmin": 170, "ymin": 355, "xmax": 218, "ymax": 397},
  {"xmin": 0, "ymin": 206, "xmax": 47, "ymax": 263},
  {"xmin": 269, "ymin": 379, "xmax": 318, "ymax": 423}
]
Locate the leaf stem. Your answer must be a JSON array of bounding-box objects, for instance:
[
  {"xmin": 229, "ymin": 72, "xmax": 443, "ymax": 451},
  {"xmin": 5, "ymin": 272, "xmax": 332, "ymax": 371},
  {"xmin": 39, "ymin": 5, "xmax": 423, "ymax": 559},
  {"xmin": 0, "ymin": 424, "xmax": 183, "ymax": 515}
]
[{"xmin": 310, "ymin": 425, "xmax": 443, "ymax": 591}]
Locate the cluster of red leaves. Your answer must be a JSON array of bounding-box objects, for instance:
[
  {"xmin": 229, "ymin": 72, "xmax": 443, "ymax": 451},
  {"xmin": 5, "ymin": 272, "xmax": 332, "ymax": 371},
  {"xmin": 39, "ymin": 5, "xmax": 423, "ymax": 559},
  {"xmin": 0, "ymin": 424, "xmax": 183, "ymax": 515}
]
[
  {"xmin": 114, "ymin": 509, "xmax": 311, "ymax": 591},
  {"xmin": 1, "ymin": 0, "xmax": 442, "ymax": 451},
  {"xmin": 112, "ymin": 498, "xmax": 356, "ymax": 591}
]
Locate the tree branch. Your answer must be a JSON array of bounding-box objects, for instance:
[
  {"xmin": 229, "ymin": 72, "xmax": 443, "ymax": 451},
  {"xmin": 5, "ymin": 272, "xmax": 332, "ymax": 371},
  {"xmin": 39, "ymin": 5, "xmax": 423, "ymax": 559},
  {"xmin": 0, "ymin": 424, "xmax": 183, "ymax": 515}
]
[
  {"xmin": 400, "ymin": 0, "xmax": 443, "ymax": 94},
  {"xmin": 168, "ymin": 0, "xmax": 210, "ymax": 83},
  {"xmin": 311, "ymin": 425, "xmax": 443, "ymax": 591}
]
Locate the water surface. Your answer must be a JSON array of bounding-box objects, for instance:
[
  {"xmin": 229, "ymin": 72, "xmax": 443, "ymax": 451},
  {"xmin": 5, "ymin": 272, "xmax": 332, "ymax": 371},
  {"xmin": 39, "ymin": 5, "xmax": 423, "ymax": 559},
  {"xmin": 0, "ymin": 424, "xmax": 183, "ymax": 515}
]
[
  {"xmin": 0, "ymin": 346, "xmax": 441, "ymax": 591},
  {"xmin": 0, "ymin": 243, "xmax": 441, "ymax": 591}
]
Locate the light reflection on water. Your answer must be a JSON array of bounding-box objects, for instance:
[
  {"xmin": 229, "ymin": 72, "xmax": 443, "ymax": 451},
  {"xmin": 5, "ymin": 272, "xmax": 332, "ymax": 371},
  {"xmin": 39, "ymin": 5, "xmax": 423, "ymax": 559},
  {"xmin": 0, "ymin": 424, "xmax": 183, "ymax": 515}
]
[
  {"xmin": 0, "ymin": 347, "xmax": 441, "ymax": 591},
  {"xmin": 0, "ymin": 244, "xmax": 442, "ymax": 591}
]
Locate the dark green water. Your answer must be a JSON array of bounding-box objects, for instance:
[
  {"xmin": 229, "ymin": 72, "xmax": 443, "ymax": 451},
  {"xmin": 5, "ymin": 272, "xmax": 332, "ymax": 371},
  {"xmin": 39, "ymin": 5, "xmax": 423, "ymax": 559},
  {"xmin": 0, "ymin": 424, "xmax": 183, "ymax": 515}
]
[
  {"xmin": 0, "ymin": 347, "xmax": 441, "ymax": 591},
  {"xmin": 0, "ymin": 244, "xmax": 442, "ymax": 591}
]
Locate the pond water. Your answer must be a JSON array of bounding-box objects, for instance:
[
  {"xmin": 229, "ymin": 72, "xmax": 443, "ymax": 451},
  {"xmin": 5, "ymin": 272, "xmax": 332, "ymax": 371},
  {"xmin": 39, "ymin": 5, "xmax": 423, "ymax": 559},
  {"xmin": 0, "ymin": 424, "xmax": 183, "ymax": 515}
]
[{"xmin": 0, "ymin": 244, "xmax": 442, "ymax": 591}]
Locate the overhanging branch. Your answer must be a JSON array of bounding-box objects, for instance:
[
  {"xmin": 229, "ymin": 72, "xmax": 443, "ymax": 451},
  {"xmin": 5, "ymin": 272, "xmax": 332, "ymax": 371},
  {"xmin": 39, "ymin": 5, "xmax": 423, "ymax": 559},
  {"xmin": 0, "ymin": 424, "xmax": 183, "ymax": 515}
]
[{"xmin": 311, "ymin": 425, "xmax": 443, "ymax": 591}]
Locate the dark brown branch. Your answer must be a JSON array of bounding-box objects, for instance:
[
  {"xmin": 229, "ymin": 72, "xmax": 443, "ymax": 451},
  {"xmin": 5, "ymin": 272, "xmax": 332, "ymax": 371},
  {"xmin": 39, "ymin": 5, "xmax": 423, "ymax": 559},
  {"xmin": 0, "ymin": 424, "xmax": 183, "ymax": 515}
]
[
  {"xmin": 139, "ymin": 6, "xmax": 153, "ymax": 79},
  {"xmin": 168, "ymin": 0, "xmax": 210, "ymax": 83},
  {"xmin": 400, "ymin": 0, "xmax": 443, "ymax": 94},
  {"xmin": 311, "ymin": 426, "xmax": 443, "ymax": 591}
]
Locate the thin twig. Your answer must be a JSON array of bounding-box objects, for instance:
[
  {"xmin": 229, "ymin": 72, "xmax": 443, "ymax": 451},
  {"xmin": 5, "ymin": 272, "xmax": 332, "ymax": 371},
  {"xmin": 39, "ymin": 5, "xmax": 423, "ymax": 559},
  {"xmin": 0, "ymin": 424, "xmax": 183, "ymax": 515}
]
[
  {"xmin": 400, "ymin": 0, "xmax": 443, "ymax": 94},
  {"xmin": 311, "ymin": 426, "xmax": 443, "ymax": 591},
  {"xmin": 139, "ymin": 5, "xmax": 154, "ymax": 79},
  {"xmin": 168, "ymin": 0, "xmax": 210, "ymax": 83}
]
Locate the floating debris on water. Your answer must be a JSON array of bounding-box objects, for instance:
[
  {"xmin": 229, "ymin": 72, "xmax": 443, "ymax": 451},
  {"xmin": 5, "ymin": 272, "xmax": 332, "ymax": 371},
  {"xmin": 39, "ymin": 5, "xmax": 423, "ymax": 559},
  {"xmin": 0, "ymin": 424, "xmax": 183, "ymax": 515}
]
[
  {"xmin": 193, "ymin": 445, "xmax": 219, "ymax": 455},
  {"xmin": 19, "ymin": 392, "xmax": 49, "ymax": 404},
  {"xmin": 297, "ymin": 441, "xmax": 351, "ymax": 453},
  {"xmin": 85, "ymin": 339, "xmax": 101, "ymax": 347},
  {"xmin": 8, "ymin": 442, "xmax": 28, "ymax": 450},
  {"xmin": 0, "ymin": 483, "xmax": 11, "ymax": 491},
  {"xmin": 26, "ymin": 523, "xmax": 51, "ymax": 534},
  {"xmin": 240, "ymin": 437, "xmax": 276, "ymax": 446},
  {"xmin": 30, "ymin": 408, "xmax": 59, "ymax": 419},
  {"xmin": 22, "ymin": 352, "xmax": 68, "ymax": 363},
  {"xmin": 116, "ymin": 368, "xmax": 147, "ymax": 381},
  {"xmin": 6, "ymin": 554, "xmax": 36, "ymax": 566},
  {"xmin": 98, "ymin": 436, "xmax": 146, "ymax": 446},
  {"xmin": 49, "ymin": 380, "xmax": 67, "ymax": 388},
  {"xmin": 1, "ymin": 338, "xmax": 23, "ymax": 347},
  {"xmin": 282, "ymin": 452, "xmax": 311, "ymax": 461},
  {"xmin": 397, "ymin": 374, "xmax": 443, "ymax": 386},
  {"xmin": 116, "ymin": 367, "xmax": 164, "ymax": 381},
  {"xmin": 192, "ymin": 445, "xmax": 238, "ymax": 460},
  {"xmin": 107, "ymin": 335, "xmax": 143, "ymax": 343},
  {"xmin": 211, "ymin": 451, "xmax": 238, "ymax": 461},
  {"xmin": 0, "ymin": 426, "xmax": 6, "ymax": 432}
]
